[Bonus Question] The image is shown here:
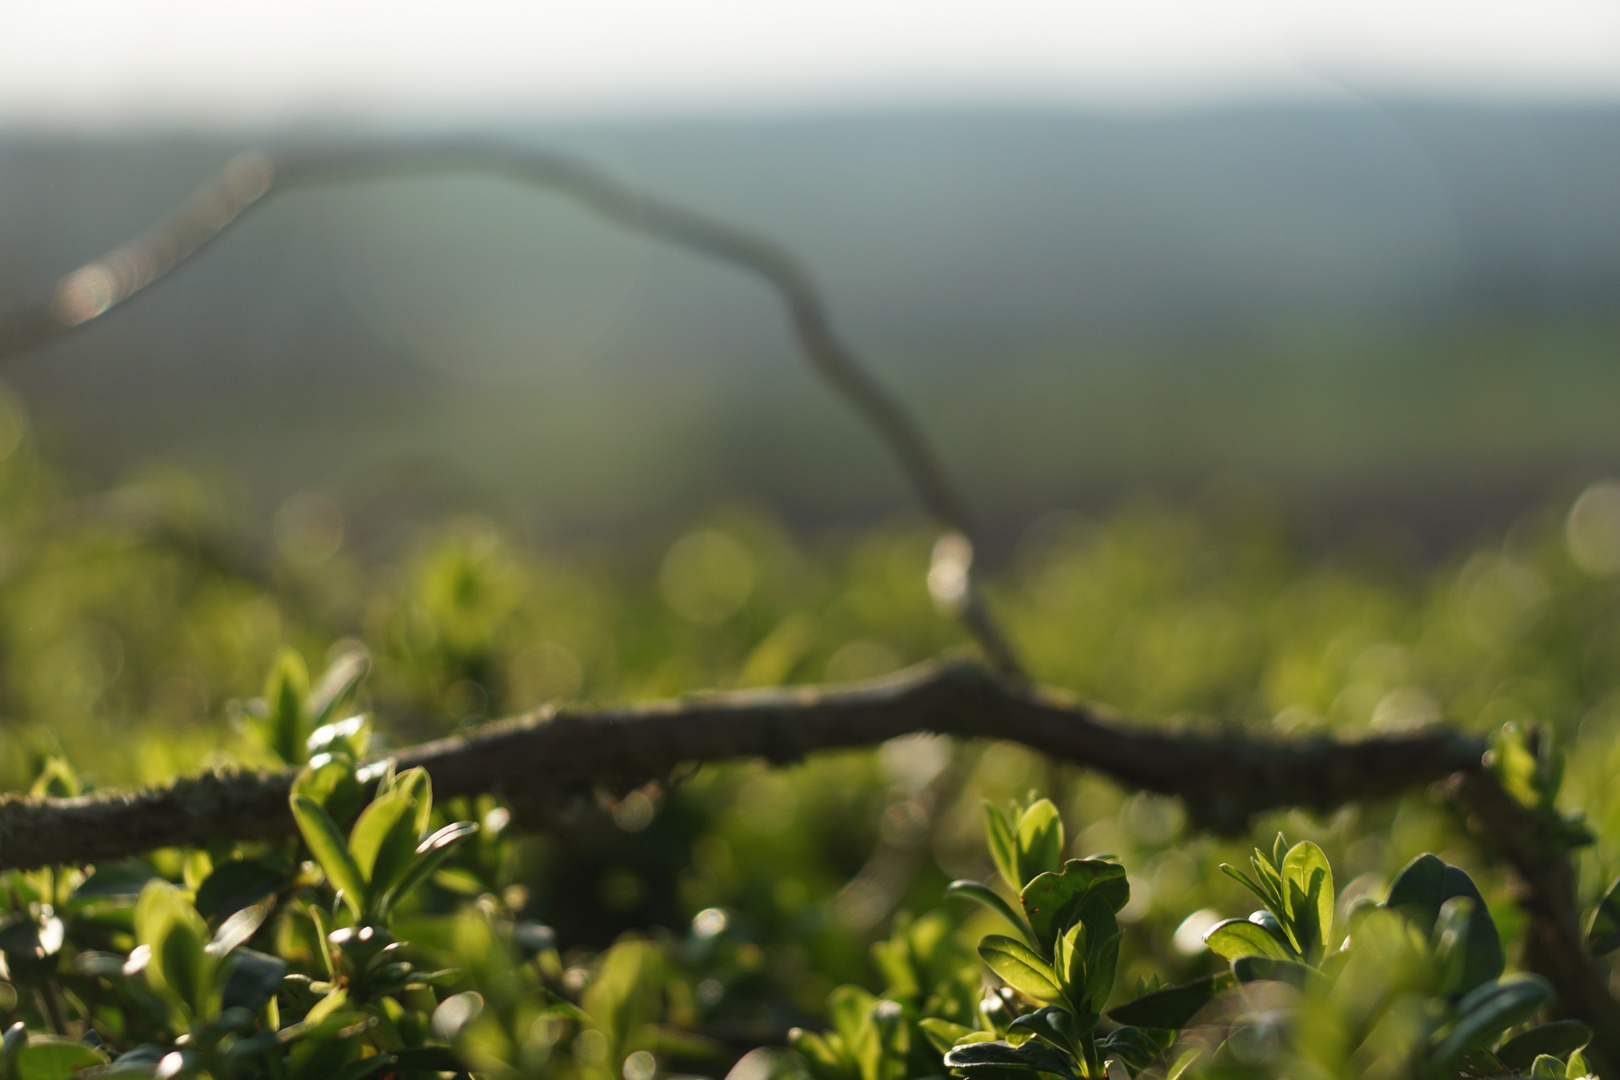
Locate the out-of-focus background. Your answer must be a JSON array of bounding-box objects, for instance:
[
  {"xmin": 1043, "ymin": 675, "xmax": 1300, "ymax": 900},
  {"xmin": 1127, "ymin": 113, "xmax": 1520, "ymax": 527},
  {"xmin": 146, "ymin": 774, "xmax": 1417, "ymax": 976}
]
[
  {"xmin": 5, "ymin": 3, "xmax": 1620, "ymax": 553},
  {"xmin": 8, "ymin": 0, "xmax": 1620, "ymax": 1026}
]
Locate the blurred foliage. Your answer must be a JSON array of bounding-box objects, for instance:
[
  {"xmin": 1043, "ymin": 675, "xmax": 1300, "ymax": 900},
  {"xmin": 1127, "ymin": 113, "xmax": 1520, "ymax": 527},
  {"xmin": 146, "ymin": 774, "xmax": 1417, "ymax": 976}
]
[{"xmin": 6, "ymin": 379, "xmax": 1620, "ymax": 1076}]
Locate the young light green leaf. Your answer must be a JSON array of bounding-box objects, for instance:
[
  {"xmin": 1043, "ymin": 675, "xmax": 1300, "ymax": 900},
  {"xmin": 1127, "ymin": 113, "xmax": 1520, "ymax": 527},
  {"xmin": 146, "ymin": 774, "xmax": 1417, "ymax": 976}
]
[
  {"xmin": 376, "ymin": 820, "xmax": 480, "ymax": 917},
  {"xmin": 264, "ymin": 648, "xmax": 311, "ymax": 765},
  {"xmin": 946, "ymin": 880, "xmax": 1029, "ymax": 939},
  {"xmin": 290, "ymin": 794, "xmax": 365, "ymax": 918},
  {"xmin": 135, "ymin": 879, "xmax": 216, "ymax": 1017},
  {"xmin": 978, "ymin": 935, "xmax": 1064, "ymax": 1002},
  {"xmin": 1281, "ymin": 841, "xmax": 1333, "ymax": 957},
  {"xmin": 1203, "ymin": 918, "xmax": 1293, "ymax": 962},
  {"xmin": 347, "ymin": 789, "xmax": 419, "ymax": 901},
  {"xmin": 1015, "ymin": 800, "xmax": 1065, "ymax": 886},
  {"xmin": 307, "ymin": 649, "xmax": 369, "ymax": 727},
  {"xmin": 985, "ymin": 803, "xmax": 1020, "ymax": 893}
]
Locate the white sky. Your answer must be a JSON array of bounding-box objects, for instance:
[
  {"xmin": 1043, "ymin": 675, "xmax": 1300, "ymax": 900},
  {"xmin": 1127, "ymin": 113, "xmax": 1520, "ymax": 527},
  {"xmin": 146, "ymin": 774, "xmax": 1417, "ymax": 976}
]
[{"xmin": 3, "ymin": 1, "xmax": 1620, "ymax": 128}]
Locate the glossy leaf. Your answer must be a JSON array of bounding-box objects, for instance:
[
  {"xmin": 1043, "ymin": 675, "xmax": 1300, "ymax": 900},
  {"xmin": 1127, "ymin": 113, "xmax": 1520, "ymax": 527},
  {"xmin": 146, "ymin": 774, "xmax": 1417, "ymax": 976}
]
[
  {"xmin": 221, "ymin": 948, "xmax": 288, "ymax": 1013},
  {"xmin": 978, "ymin": 935, "xmax": 1063, "ymax": 1002},
  {"xmin": 1014, "ymin": 800, "xmax": 1065, "ymax": 887},
  {"xmin": 1019, "ymin": 859, "xmax": 1129, "ymax": 955},
  {"xmin": 1386, "ymin": 854, "xmax": 1504, "ymax": 991},
  {"xmin": 1204, "ymin": 918, "xmax": 1293, "ymax": 962},
  {"xmin": 1281, "ymin": 840, "xmax": 1333, "ymax": 957},
  {"xmin": 1230, "ymin": 956, "xmax": 1311, "ymax": 987},
  {"xmin": 944, "ymin": 1039, "xmax": 1079, "ymax": 1078},
  {"xmin": 985, "ymin": 803, "xmax": 1021, "ymax": 894},
  {"xmin": 347, "ymin": 789, "xmax": 419, "ymax": 904},
  {"xmin": 290, "ymin": 794, "xmax": 365, "ymax": 918},
  {"xmin": 376, "ymin": 820, "xmax": 480, "ymax": 917},
  {"xmin": 946, "ymin": 880, "xmax": 1028, "ymax": 939}
]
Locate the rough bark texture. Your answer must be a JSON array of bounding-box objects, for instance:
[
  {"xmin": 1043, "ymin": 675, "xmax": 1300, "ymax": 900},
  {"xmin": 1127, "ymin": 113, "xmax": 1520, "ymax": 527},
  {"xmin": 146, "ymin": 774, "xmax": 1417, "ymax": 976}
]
[{"xmin": 0, "ymin": 661, "xmax": 1483, "ymax": 872}]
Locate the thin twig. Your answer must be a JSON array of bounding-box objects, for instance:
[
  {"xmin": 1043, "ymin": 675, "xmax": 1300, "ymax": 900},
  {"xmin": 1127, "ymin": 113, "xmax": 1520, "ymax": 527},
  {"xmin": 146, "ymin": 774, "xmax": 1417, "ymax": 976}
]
[
  {"xmin": 0, "ymin": 660, "xmax": 1480, "ymax": 873},
  {"xmin": 0, "ymin": 142, "xmax": 1022, "ymax": 676}
]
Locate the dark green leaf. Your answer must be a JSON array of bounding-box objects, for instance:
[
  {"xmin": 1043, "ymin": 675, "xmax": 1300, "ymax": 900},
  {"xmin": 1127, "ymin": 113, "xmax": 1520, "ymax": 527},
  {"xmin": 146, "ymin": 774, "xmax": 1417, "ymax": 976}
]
[
  {"xmin": 194, "ymin": 858, "xmax": 294, "ymax": 922},
  {"xmin": 1495, "ymin": 1021, "xmax": 1593, "ymax": 1072},
  {"xmin": 1107, "ymin": 973, "xmax": 1235, "ymax": 1030},
  {"xmin": 221, "ymin": 948, "xmax": 287, "ymax": 1013},
  {"xmin": 944, "ymin": 1039, "xmax": 1078, "ymax": 1078},
  {"xmin": 1386, "ymin": 853, "xmax": 1503, "ymax": 990},
  {"xmin": 1428, "ymin": 975, "xmax": 1555, "ymax": 1074},
  {"xmin": 1230, "ymin": 956, "xmax": 1311, "ymax": 987},
  {"xmin": 1007, "ymin": 1006, "xmax": 1081, "ymax": 1051}
]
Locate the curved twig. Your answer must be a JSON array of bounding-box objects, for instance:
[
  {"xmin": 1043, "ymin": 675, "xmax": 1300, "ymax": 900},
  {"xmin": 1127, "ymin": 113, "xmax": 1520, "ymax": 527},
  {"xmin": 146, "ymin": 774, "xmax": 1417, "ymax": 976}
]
[
  {"xmin": 0, "ymin": 143, "xmax": 1021, "ymax": 675},
  {"xmin": 0, "ymin": 660, "xmax": 1481, "ymax": 873}
]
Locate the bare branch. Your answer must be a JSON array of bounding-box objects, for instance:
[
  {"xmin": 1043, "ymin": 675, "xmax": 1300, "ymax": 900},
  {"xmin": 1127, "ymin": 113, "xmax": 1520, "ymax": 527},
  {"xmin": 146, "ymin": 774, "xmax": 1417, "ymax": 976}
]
[
  {"xmin": 0, "ymin": 142, "xmax": 1021, "ymax": 675},
  {"xmin": 0, "ymin": 660, "xmax": 1481, "ymax": 874},
  {"xmin": 1449, "ymin": 771, "xmax": 1620, "ymax": 1075}
]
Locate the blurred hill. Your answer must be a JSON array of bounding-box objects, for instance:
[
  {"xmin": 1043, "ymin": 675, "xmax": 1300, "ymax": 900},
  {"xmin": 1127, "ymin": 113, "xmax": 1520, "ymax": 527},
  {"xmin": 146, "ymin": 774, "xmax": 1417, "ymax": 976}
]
[{"xmin": 2, "ymin": 103, "xmax": 1619, "ymax": 553}]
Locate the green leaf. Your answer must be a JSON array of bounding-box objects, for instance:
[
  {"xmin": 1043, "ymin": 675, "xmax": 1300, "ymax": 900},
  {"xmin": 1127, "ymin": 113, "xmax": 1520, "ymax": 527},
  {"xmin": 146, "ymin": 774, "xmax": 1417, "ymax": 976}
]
[
  {"xmin": 206, "ymin": 902, "xmax": 268, "ymax": 957},
  {"xmin": 944, "ymin": 1039, "xmax": 1079, "ymax": 1078},
  {"xmin": 918, "ymin": 1018, "xmax": 976, "ymax": 1055},
  {"xmin": 978, "ymin": 935, "xmax": 1064, "ymax": 1002},
  {"xmin": 376, "ymin": 821, "xmax": 479, "ymax": 917},
  {"xmin": 135, "ymin": 879, "xmax": 216, "ymax": 1018},
  {"xmin": 1019, "ymin": 859, "xmax": 1129, "ymax": 955},
  {"xmin": 1495, "ymin": 1021, "xmax": 1594, "ymax": 1072},
  {"xmin": 291, "ymin": 755, "xmax": 365, "ymax": 830},
  {"xmin": 1585, "ymin": 872, "xmax": 1620, "ymax": 956},
  {"xmin": 307, "ymin": 649, "xmax": 370, "ymax": 727},
  {"xmin": 946, "ymin": 881, "xmax": 1028, "ymax": 940},
  {"xmin": 985, "ymin": 803, "xmax": 1021, "ymax": 893},
  {"xmin": 347, "ymin": 789, "xmax": 420, "ymax": 904},
  {"xmin": 1007, "ymin": 1006, "xmax": 1081, "ymax": 1052},
  {"xmin": 13, "ymin": 1038, "xmax": 108, "ymax": 1080},
  {"xmin": 1014, "ymin": 800, "xmax": 1065, "ymax": 886},
  {"xmin": 306, "ymin": 714, "xmax": 371, "ymax": 763},
  {"xmin": 1281, "ymin": 841, "xmax": 1334, "ymax": 957},
  {"xmin": 1107, "ymin": 973, "xmax": 1235, "ymax": 1030},
  {"xmin": 221, "ymin": 948, "xmax": 288, "ymax": 1013},
  {"xmin": 1386, "ymin": 854, "xmax": 1504, "ymax": 993},
  {"xmin": 1230, "ymin": 956, "xmax": 1311, "ymax": 987},
  {"xmin": 264, "ymin": 648, "xmax": 311, "ymax": 765},
  {"xmin": 1426, "ymin": 974, "xmax": 1554, "ymax": 1076},
  {"xmin": 1203, "ymin": 919, "xmax": 1293, "ymax": 962},
  {"xmin": 194, "ymin": 857, "xmax": 295, "ymax": 922},
  {"xmin": 290, "ymin": 794, "xmax": 365, "ymax": 918},
  {"xmin": 1219, "ymin": 864, "xmax": 1274, "ymax": 910},
  {"xmin": 1531, "ymin": 1055, "xmax": 1566, "ymax": 1079},
  {"xmin": 1098, "ymin": 1026, "xmax": 1160, "ymax": 1074}
]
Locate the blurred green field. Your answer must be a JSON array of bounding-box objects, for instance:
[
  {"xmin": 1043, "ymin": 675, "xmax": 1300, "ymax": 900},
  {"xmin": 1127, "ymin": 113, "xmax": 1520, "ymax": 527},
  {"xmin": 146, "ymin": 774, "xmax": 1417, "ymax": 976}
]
[{"xmin": 6, "ymin": 367, "xmax": 1620, "ymax": 1054}]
